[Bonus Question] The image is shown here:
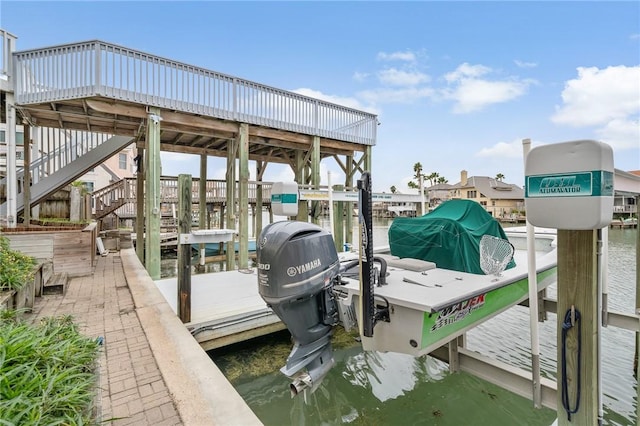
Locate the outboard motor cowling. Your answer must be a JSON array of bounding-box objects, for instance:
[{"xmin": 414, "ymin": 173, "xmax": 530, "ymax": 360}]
[{"xmin": 257, "ymin": 221, "xmax": 341, "ymax": 395}]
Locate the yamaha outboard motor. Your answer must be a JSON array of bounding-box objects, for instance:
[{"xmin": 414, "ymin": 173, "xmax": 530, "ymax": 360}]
[{"xmin": 257, "ymin": 221, "xmax": 341, "ymax": 396}]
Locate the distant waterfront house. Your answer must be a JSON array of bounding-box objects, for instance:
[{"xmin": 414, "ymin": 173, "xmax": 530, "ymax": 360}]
[
  {"xmin": 613, "ymin": 170, "xmax": 639, "ymax": 217},
  {"xmin": 449, "ymin": 170, "xmax": 524, "ymax": 218},
  {"xmin": 425, "ymin": 183, "xmax": 453, "ymax": 208}
]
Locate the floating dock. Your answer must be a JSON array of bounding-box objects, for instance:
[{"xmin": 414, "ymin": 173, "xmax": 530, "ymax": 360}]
[{"xmin": 154, "ymin": 270, "xmax": 284, "ymax": 351}]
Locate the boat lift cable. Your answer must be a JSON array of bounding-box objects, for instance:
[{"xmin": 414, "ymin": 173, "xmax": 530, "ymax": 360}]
[{"xmin": 561, "ymin": 306, "xmax": 582, "ymax": 421}]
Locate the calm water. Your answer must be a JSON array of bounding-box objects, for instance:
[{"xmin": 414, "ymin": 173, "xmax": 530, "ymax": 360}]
[{"xmin": 204, "ymin": 219, "xmax": 637, "ymax": 425}]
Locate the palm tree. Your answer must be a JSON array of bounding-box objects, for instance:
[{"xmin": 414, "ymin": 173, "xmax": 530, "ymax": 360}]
[
  {"xmin": 426, "ymin": 172, "xmax": 438, "ymax": 187},
  {"xmin": 437, "ymin": 176, "xmax": 448, "ymax": 184},
  {"xmin": 496, "ymin": 173, "xmax": 505, "ymax": 182},
  {"xmin": 408, "ymin": 162, "xmax": 426, "ymax": 190}
]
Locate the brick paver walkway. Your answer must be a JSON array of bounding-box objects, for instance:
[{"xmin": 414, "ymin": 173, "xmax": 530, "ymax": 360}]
[{"xmin": 29, "ymin": 253, "xmax": 182, "ymax": 426}]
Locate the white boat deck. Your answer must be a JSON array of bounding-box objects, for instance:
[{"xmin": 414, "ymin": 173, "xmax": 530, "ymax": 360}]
[
  {"xmin": 341, "ymin": 249, "xmax": 555, "ymax": 314},
  {"xmin": 155, "ymin": 270, "xmax": 284, "ymax": 350}
]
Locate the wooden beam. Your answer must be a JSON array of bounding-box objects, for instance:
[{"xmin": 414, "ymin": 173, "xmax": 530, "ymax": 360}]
[
  {"xmin": 157, "ymin": 142, "xmax": 292, "ymax": 165},
  {"xmin": 86, "ymin": 99, "xmax": 239, "ymax": 133},
  {"xmin": 27, "ymin": 117, "xmax": 138, "ymax": 136},
  {"xmin": 250, "ymin": 136, "xmax": 353, "ymax": 156}
]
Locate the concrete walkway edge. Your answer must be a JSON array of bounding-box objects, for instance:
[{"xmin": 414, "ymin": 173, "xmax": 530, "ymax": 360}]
[{"xmin": 120, "ymin": 248, "xmax": 262, "ymax": 426}]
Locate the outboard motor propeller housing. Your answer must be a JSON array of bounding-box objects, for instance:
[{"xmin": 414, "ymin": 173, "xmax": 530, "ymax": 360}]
[{"xmin": 257, "ymin": 221, "xmax": 341, "ymax": 395}]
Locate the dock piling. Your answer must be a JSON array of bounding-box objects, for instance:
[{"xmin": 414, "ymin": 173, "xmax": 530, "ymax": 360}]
[{"xmin": 178, "ymin": 174, "xmax": 192, "ymax": 323}]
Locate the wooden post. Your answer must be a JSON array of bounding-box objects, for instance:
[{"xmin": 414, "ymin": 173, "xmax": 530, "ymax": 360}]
[
  {"xmin": 177, "ymin": 174, "xmax": 192, "ymax": 323},
  {"xmin": 345, "ymin": 154, "xmax": 354, "ymax": 246},
  {"xmin": 135, "ymin": 147, "xmax": 145, "ymax": 262},
  {"xmin": 225, "ymin": 138, "xmax": 236, "ymax": 271},
  {"xmin": 295, "ymin": 150, "xmax": 308, "ymax": 222},
  {"xmin": 238, "ymin": 123, "xmax": 249, "ymax": 269},
  {"xmin": 333, "ymin": 184, "xmax": 344, "ymax": 252},
  {"xmin": 144, "ymin": 108, "xmax": 162, "ymax": 279},
  {"xmin": 311, "ymin": 136, "xmax": 320, "ymax": 225},
  {"xmin": 256, "ymin": 161, "xmax": 266, "ymax": 238},
  {"xmin": 557, "ymin": 229, "xmax": 599, "ymax": 425},
  {"xmin": 198, "ymin": 154, "xmax": 207, "ymax": 269}
]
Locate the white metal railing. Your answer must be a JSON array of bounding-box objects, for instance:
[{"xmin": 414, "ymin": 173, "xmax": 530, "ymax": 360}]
[
  {"xmin": 0, "ymin": 29, "xmax": 16, "ymax": 79},
  {"xmin": 0, "ymin": 127, "xmax": 112, "ymax": 190},
  {"xmin": 13, "ymin": 40, "xmax": 377, "ymax": 145}
]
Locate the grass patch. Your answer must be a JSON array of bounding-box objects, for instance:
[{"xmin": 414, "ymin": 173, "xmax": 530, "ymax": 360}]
[{"xmin": 0, "ymin": 312, "xmax": 101, "ymax": 425}]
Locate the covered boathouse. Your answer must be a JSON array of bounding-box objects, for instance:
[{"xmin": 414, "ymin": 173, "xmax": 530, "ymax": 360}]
[{"xmin": 0, "ymin": 29, "xmax": 378, "ymax": 278}]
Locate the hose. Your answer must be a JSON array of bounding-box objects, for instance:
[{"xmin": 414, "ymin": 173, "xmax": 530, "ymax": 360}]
[{"xmin": 561, "ymin": 306, "xmax": 582, "ymax": 421}]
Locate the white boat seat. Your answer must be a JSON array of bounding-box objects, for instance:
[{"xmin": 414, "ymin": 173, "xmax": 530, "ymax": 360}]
[{"xmin": 377, "ymin": 254, "xmax": 436, "ymax": 272}]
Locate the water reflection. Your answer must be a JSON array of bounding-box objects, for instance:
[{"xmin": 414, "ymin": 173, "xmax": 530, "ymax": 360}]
[
  {"xmin": 216, "ymin": 337, "xmax": 557, "ymax": 425},
  {"xmin": 199, "ymin": 221, "xmax": 636, "ymax": 425}
]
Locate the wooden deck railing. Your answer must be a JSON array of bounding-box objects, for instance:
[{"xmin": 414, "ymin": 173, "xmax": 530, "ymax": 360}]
[{"xmin": 93, "ymin": 177, "xmax": 274, "ymax": 220}]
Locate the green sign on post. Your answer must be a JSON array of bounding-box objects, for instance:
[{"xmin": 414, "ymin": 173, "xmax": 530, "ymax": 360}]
[{"xmin": 526, "ymin": 170, "xmax": 614, "ymax": 198}]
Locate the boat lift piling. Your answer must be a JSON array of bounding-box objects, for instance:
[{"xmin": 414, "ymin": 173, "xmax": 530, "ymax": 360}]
[
  {"xmin": 525, "ymin": 140, "xmax": 614, "ymax": 425},
  {"xmin": 178, "ymin": 174, "xmax": 192, "ymax": 323},
  {"xmin": 176, "ymin": 174, "xmax": 236, "ymax": 323}
]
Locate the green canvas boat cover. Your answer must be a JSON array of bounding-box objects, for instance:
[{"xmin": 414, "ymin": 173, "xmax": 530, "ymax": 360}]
[{"xmin": 388, "ymin": 199, "xmax": 516, "ymax": 274}]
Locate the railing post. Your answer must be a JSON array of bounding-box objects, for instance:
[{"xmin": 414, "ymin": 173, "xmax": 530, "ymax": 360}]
[
  {"xmin": 94, "ymin": 42, "xmax": 102, "ymax": 95},
  {"xmin": 5, "ymin": 92, "xmax": 17, "ymax": 227}
]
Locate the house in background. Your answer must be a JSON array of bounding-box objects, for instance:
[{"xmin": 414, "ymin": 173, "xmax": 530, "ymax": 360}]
[
  {"xmin": 614, "ymin": 170, "xmax": 639, "ymax": 217},
  {"xmin": 78, "ymin": 146, "xmax": 136, "ymax": 196},
  {"xmin": 426, "ymin": 182, "xmax": 453, "ymax": 209},
  {"xmin": 449, "ymin": 170, "xmax": 524, "ymax": 218}
]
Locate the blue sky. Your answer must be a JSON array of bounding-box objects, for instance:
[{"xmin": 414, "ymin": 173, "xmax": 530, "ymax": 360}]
[{"xmin": 2, "ymin": 1, "xmax": 639, "ymax": 192}]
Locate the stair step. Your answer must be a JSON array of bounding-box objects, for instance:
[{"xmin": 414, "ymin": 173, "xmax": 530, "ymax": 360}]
[{"xmin": 43, "ymin": 272, "xmax": 68, "ymax": 295}]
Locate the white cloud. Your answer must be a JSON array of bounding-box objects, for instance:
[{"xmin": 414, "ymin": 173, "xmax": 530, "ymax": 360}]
[
  {"xmin": 292, "ymin": 88, "xmax": 379, "ymax": 115},
  {"xmin": 444, "ymin": 63, "xmax": 491, "ymax": 83},
  {"xmin": 377, "ymin": 68, "xmax": 430, "ymax": 87},
  {"xmin": 353, "ymin": 71, "xmax": 369, "ymax": 82},
  {"xmin": 631, "ymin": 33, "xmax": 640, "ymax": 40},
  {"xmin": 551, "ymin": 65, "xmax": 640, "ymax": 127},
  {"xmin": 358, "ymin": 87, "xmax": 434, "ymax": 104},
  {"xmin": 595, "ymin": 117, "xmax": 640, "ymax": 150},
  {"xmin": 476, "ymin": 138, "xmax": 537, "ymax": 159},
  {"xmin": 476, "ymin": 140, "xmax": 522, "ymax": 158},
  {"xmin": 551, "ymin": 65, "xmax": 640, "ymax": 151},
  {"xmin": 514, "ymin": 59, "xmax": 538, "ymax": 69},
  {"xmin": 443, "ymin": 78, "xmax": 533, "ymax": 114},
  {"xmin": 377, "ymin": 51, "xmax": 416, "ymax": 62},
  {"xmin": 440, "ymin": 63, "xmax": 534, "ymax": 113}
]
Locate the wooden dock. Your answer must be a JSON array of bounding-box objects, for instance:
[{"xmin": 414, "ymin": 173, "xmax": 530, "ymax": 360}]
[
  {"xmin": 610, "ymin": 218, "xmax": 638, "ymax": 229},
  {"xmin": 154, "ymin": 270, "xmax": 284, "ymax": 351}
]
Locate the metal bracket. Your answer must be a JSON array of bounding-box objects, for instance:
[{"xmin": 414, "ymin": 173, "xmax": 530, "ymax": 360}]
[{"xmin": 179, "ymin": 229, "xmax": 236, "ymax": 245}]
